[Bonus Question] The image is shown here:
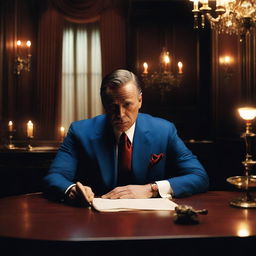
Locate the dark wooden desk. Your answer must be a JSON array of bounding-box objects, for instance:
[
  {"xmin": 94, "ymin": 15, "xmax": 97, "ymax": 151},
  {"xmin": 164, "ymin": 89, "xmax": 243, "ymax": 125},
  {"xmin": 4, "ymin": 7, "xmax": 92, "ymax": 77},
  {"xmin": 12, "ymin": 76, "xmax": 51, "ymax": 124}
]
[{"xmin": 0, "ymin": 191, "xmax": 255, "ymax": 256}]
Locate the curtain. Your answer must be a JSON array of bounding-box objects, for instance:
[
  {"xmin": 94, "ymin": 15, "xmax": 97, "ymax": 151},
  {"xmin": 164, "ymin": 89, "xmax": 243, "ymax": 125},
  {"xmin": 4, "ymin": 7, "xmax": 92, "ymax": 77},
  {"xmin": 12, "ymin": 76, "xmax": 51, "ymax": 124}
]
[
  {"xmin": 36, "ymin": 0, "xmax": 126, "ymax": 139},
  {"xmin": 61, "ymin": 22, "xmax": 102, "ymax": 130},
  {"xmin": 36, "ymin": 4, "xmax": 63, "ymax": 139},
  {"xmin": 50, "ymin": 0, "xmax": 114, "ymax": 23}
]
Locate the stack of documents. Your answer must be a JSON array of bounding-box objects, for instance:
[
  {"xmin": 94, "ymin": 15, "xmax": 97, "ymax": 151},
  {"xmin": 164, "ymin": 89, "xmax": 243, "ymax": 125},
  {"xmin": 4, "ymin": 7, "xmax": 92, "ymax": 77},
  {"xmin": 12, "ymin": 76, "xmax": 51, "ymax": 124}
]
[{"xmin": 92, "ymin": 198, "xmax": 178, "ymax": 212}]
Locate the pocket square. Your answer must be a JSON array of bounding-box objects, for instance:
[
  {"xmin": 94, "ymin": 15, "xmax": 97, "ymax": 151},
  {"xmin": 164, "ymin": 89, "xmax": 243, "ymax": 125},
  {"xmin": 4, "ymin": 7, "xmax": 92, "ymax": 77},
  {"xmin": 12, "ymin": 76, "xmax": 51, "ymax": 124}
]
[{"xmin": 149, "ymin": 153, "xmax": 165, "ymax": 168}]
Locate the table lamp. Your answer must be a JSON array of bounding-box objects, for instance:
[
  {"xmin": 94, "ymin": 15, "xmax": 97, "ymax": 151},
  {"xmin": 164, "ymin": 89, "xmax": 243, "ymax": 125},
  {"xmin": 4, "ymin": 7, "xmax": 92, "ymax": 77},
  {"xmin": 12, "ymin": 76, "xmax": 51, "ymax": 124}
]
[{"xmin": 227, "ymin": 107, "xmax": 256, "ymax": 208}]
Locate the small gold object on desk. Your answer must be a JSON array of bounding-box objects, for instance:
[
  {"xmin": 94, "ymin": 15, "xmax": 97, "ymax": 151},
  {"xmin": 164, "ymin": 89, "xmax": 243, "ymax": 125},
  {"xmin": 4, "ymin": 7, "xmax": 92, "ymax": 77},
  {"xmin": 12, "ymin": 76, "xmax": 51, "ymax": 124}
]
[
  {"xmin": 173, "ymin": 205, "xmax": 208, "ymax": 225},
  {"xmin": 227, "ymin": 107, "xmax": 256, "ymax": 208}
]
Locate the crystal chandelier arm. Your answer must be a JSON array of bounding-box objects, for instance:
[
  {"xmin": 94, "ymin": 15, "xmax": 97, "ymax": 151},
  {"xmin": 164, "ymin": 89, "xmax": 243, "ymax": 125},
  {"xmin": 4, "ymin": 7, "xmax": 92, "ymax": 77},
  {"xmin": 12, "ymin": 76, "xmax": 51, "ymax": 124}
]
[{"xmin": 205, "ymin": 13, "xmax": 221, "ymax": 24}]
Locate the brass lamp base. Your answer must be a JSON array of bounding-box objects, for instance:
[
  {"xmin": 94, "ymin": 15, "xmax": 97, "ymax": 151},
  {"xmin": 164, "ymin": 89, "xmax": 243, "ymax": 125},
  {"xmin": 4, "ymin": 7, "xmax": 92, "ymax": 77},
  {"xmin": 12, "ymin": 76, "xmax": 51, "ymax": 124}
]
[
  {"xmin": 227, "ymin": 176, "xmax": 256, "ymax": 208},
  {"xmin": 229, "ymin": 195, "xmax": 256, "ymax": 208}
]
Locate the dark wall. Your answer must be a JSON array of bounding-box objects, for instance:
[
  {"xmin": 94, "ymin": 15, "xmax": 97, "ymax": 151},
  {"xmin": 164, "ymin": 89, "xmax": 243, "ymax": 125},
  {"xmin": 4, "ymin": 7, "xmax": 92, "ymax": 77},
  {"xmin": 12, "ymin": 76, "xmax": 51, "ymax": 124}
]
[
  {"xmin": 127, "ymin": 0, "xmax": 212, "ymax": 140},
  {"xmin": 0, "ymin": 0, "xmax": 40, "ymax": 141}
]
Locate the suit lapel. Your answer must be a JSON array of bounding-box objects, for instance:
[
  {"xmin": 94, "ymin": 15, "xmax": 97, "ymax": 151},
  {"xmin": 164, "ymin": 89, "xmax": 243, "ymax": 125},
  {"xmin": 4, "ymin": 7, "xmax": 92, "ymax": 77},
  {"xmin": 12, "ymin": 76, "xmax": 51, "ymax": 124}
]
[
  {"xmin": 132, "ymin": 115, "xmax": 152, "ymax": 184},
  {"xmin": 92, "ymin": 118, "xmax": 117, "ymax": 189}
]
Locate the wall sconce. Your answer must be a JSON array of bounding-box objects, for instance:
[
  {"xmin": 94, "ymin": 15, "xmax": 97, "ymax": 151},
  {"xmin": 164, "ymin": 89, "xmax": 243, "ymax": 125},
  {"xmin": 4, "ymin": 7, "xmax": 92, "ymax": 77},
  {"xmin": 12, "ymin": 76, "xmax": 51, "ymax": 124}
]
[
  {"xmin": 141, "ymin": 47, "xmax": 183, "ymax": 102},
  {"xmin": 219, "ymin": 55, "xmax": 234, "ymax": 79},
  {"xmin": 15, "ymin": 40, "xmax": 32, "ymax": 75}
]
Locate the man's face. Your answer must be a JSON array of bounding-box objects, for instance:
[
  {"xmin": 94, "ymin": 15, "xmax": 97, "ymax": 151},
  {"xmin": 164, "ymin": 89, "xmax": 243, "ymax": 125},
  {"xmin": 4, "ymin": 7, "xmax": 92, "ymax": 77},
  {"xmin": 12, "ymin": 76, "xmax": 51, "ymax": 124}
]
[{"xmin": 103, "ymin": 82, "xmax": 142, "ymax": 132}]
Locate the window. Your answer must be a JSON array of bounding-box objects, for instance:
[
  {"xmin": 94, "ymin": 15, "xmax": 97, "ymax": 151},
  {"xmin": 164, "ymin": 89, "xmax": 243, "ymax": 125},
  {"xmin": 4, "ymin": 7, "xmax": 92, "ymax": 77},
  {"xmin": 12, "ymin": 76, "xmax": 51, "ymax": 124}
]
[{"xmin": 61, "ymin": 22, "xmax": 102, "ymax": 130}]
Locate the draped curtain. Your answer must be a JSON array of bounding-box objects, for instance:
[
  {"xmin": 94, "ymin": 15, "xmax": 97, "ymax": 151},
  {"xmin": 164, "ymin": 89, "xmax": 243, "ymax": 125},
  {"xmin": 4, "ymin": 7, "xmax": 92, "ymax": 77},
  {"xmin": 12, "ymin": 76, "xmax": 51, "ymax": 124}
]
[{"xmin": 36, "ymin": 0, "xmax": 126, "ymax": 139}]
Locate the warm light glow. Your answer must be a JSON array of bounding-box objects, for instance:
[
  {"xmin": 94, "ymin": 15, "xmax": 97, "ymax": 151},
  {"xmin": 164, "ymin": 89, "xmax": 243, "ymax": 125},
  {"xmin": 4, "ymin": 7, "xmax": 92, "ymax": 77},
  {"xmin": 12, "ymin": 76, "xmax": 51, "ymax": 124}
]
[
  {"xmin": 238, "ymin": 107, "xmax": 256, "ymax": 121},
  {"xmin": 26, "ymin": 41, "xmax": 31, "ymax": 47},
  {"xmin": 27, "ymin": 120, "xmax": 33, "ymax": 137},
  {"xmin": 164, "ymin": 55, "xmax": 170, "ymax": 64},
  {"xmin": 16, "ymin": 40, "xmax": 21, "ymax": 46},
  {"xmin": 236, "ymin": 221, "xmax": 250, "ymax": 237},
  {"xmin": 8, "ymin": 121, "xmax": 13, "ymax": 132},
  {"xmin": 60, "ymin": 126, "xmax": 65, "ymax": 141},
  {"xmin": 178, "ymin": 61, "xmax": 183, "ymax": 74},
  {"xmin": 143, "ymin": 62, "xmax": 148, "ymax": 74},
  {"xmin": 190, "ymin": 0, "xmax": 199, "ymax": 11},
  {"xmin": 219, "ymin": 55, "xmax": 233, "ymax": 65},
  {"xmin": 190, "ymin": 0, "xmax": 256, "ymax": 34}
]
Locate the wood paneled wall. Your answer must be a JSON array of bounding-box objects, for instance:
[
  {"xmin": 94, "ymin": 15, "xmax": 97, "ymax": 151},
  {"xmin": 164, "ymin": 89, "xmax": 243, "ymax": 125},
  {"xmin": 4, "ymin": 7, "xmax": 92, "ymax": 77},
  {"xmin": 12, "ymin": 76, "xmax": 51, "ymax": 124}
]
[
  {"xmin": 0, "ymin": 0, "xmax": 256, "ymax": 188},
  {"xmin": 0, "ymin": 0, "xmax": 39, "ymax": 141}
]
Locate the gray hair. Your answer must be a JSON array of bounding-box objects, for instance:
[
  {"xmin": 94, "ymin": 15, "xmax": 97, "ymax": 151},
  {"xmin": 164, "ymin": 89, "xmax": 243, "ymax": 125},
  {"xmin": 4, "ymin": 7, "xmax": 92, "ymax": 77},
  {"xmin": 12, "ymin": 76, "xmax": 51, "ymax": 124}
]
[{"xmin": 100, "ymin": 69, "xmax": 142, "ymax": 101}]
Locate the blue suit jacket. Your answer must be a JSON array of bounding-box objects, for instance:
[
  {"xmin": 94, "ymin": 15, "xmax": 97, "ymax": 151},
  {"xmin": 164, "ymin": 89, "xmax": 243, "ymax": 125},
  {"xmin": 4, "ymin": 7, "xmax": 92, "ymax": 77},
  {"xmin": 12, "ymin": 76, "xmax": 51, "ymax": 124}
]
[{"xmin": 43, "ymin": 113, "xmax": 209, "ymax": 200}]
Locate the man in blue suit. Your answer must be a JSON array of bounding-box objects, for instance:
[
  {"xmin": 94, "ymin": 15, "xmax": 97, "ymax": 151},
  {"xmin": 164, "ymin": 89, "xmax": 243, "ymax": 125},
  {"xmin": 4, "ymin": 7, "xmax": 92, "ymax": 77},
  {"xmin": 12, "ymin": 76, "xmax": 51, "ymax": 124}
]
[{"xmin": 43, "ymin": 69, "xmax": 209, "ymax": 206}]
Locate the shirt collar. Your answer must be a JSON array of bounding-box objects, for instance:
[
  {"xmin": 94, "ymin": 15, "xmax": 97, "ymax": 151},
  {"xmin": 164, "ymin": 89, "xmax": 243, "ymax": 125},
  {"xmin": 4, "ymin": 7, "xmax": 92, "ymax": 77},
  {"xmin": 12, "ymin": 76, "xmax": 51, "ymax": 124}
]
[{"xmin": 114, "ymin": 122, "xmax": 136, "ymax": 144}]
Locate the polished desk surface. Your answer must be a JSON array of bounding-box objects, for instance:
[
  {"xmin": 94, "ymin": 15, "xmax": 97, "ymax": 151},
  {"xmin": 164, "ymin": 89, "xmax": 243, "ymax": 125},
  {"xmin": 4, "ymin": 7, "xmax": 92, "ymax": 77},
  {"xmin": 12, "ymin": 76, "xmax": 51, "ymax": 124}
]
[
  {"xmin": 0, "ymin": 191, "xmax": 256, "ymax": 255},
  {"xmin": 0, "ymin": 191, "xmax": 256, "ymax": 240}
]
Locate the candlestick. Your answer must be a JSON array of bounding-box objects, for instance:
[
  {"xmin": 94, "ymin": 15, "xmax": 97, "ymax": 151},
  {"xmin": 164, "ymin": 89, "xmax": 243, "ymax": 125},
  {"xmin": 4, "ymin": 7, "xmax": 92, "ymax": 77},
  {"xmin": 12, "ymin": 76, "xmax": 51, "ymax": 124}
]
[
  {"xmin": 163, "ymin": 53, "xmax": 170, "ymax": 73},
  {"xmin": 16, "ymin": 40, "xmax": 21, "ymax": 55},
  {"xmin": 27, "ymin": 120, "xmax": 33, "ymax": 138},
  {"xmin": 8, "ymin": 121, "xmax": 13, "ymax": 132},
  {"xmin": 6, "ymin": 120, "xmax": 15, "ymax": 149},
  {"xmin": 178, "ymin": 61, "xmax": 183, "ymax": 74},
  {"xmin": 143, "ymin": 62, "xmax": 148, "ymax": 74},
  {"xmin": 60, "ymin": 126, "xmax": 65, "ymax": 142},
  {"xmin": 26, "ymin": 40, "xmax": 31, "ymax": 55}
]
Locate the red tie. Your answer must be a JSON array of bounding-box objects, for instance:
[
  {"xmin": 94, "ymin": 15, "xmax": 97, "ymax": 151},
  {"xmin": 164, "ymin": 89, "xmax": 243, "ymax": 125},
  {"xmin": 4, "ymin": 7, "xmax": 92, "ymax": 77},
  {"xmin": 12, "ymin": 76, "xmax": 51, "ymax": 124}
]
[{"xmin": 117, "ymin": 132, "xmax": 132, "ymax": 185}]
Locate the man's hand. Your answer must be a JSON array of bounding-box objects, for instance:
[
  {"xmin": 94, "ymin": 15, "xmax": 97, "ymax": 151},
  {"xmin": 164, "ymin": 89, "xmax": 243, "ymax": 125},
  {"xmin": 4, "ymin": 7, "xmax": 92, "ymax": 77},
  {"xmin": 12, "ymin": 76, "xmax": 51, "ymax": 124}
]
[
  {"xmin": 102, "ymin": 184, "xmax": 153, "ymax": 199},
  {"xmin": 66, "ymin": 182, "xmax": 94, "ymax": 207}
]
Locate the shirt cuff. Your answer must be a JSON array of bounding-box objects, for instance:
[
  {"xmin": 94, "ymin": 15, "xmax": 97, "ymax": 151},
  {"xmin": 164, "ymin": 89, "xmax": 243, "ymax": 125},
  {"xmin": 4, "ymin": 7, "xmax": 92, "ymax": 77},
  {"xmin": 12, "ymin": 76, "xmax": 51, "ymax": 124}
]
[
  {"xmin": 65, "ymin": 184, "xmax": 76, "ymax": 194},
  {"xmin": 155, "ymin": 180, "xmax": 173, "ymax": 199}
]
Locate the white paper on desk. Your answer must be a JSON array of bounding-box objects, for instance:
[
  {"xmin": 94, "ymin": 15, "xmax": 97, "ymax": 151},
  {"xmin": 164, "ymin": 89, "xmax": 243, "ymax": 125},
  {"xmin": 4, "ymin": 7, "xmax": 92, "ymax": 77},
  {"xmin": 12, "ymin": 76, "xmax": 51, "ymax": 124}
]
[{"xmin": 92, "ymin": 198, "xmax": 178, "ymax": 212}]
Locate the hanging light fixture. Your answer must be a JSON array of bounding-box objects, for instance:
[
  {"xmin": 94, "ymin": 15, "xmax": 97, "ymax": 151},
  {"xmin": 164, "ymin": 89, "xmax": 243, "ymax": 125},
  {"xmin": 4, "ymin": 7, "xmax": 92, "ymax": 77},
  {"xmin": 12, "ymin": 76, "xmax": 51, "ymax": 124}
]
[
  {"xmin": 15, "ymin": 40, "xmax": 32, "ymax": 75},
  {"xmin": 189, "ymin": 0, "xmax": 256, "ymax": 35},
  {"xmin": 141, "ymin": 47, "xmax": 183, "ymax": 101}
]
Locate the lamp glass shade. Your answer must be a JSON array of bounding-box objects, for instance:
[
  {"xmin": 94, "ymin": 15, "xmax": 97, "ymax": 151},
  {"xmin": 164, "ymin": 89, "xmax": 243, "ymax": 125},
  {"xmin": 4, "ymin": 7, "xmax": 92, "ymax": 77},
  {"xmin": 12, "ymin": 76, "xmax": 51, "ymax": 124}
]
[{"xmin": 238, "ymin": 107, "xmax": 256, "ymax": 120}]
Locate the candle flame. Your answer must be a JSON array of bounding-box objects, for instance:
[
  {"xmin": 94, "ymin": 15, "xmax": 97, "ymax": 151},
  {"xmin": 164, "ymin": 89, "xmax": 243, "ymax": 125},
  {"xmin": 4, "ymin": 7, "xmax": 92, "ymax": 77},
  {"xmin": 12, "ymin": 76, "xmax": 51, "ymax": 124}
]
[
  {"xmin": 143, "ymin": 62, "xmax": 148, "ymax": 69},
  {"xmin": 164, "ymin": 55, "xmax": 170, "ymax": 64},
  {"xmin": 178, "ymin": 61, "xmax": 183, "ymax": 68}
]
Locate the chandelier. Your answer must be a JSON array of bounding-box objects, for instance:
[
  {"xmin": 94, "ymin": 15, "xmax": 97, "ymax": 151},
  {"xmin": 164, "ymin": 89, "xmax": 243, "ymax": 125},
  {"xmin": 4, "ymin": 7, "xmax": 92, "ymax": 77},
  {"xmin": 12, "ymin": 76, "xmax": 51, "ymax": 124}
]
[
  {"xmin": 141, "ymin": 47, "xmax": 183, "ymax": 101},
  {"xmin": 15, "ymin": 40, "xmax": 32, "ymax": 75},
  {"xmin": 189, "ymin": 0, "xmax": 256, "ymax": 35}
]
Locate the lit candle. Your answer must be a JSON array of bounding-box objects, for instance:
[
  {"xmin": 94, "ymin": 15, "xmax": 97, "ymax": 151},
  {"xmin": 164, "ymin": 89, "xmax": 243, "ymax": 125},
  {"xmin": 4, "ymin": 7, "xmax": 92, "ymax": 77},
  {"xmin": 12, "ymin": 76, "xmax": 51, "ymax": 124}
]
[
  {"xmin": 143, "ymin": 62, "xmax": 148, "ymax": 74},
  {"xmin": 16, "ymin": 40, "xmax": 21, "ymax": 47},
  {"xmin": 60, "ymin": 126, "xmax": 65, "ymax": 141},
  {"xmin": 164, "ymin": 54, "xmax": 170, "ymax": 71},
  {"xmin": 164, "ymin": 55, "xmax": 170, "ymax": 65},
  {"xmin": 26, "ymin": 40, "xmax": 31, "ymax": 54},
  {"xmin": 8, "ymin": 121, "xmax": 13, "ymax": 132},
  {"xmin": 178, "ymin": 61, "xmax": 183, "ymax": 74},
  {"xmin": 27, "ymin": 120, "xmax": 33, "ymax": 137},
  {"xmin": 16, "ymin": 40, "xmax": 21, "ymax": 55},
  {"xmin": 190, "ymin": 0, "xmax": 199, "ymax": 11}
]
